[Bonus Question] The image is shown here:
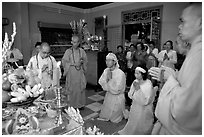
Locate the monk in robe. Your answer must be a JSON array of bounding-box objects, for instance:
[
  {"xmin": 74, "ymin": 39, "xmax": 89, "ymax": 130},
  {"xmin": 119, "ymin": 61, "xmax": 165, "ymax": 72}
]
[
  {"xmin": 26, "ymin": 42, "xmax": 58, "ymax": 99},
  {"xmin": 62, "ymin": 35, "xmax": 88, "ymax": 109},
  {"xmin": 149, "ymin": 3, "xmax": 202, "ymax": 134}
]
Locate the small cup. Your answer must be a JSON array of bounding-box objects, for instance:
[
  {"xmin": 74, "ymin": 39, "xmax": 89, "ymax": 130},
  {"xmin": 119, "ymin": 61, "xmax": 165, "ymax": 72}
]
[{"xmin": 45, "ymin": 104, "xmax": 57, "ymax": 118}]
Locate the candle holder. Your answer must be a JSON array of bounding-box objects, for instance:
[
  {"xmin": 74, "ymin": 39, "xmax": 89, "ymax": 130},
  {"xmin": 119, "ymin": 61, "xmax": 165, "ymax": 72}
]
[{"xmin": 54, "ymin": 86, "xmax": 65, "ymax": 126}]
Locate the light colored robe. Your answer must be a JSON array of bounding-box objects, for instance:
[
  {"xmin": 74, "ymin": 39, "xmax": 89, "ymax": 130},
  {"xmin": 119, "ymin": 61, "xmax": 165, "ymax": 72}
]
[
  {"xmin": 26, "ymin": 54, "xmax": 58, "ymax": 88},
  {"xmin": 119, "ymin": 79, "xmax": 154, "ymax": 135},
  {"xmin": 62, "ymin": 48, "xmax": 87, "ymax": 108},
  {"xmin": 152, "ymin": 35, "xmax": 202, "ymax": 135},
  {"xmin": 98, "ymin": 67, "xmax": 126, "ymax": 123}
]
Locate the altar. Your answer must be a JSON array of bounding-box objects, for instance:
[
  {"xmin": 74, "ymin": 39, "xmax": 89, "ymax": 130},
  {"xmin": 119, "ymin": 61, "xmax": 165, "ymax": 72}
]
[
  {"xmin": 2, "ymin": 106, "xmax": 84, "ymax": 135},
  {"xmin": 2, "ymin": 21, "xmax": 104, "ymax": 135}
]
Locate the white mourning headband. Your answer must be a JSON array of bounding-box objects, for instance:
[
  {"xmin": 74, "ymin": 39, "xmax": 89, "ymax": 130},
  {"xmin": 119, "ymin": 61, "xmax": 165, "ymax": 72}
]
[
  {"xmin": 135, "ymin": 67, "xmax": 146, "ymax": 73},
  {"xmin": 106, "ymin": 53, "xmax": 119, "ymax": 68}
]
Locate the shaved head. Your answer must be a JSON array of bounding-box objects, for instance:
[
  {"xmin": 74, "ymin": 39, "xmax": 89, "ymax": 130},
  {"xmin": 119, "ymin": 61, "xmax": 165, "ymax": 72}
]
[
  {"xmin": 41, "ymin": 42, "xmax": 50, "ymax": 50},
  {"xmin": 40, "ymin": 42, "xmax": 51, "ymax": 58},
  {"xmin": 178, "ymin": 3, "xmax": 202, "ymax": 43},
  {"xmin": 71, "ymin": 35, "xmax": 80, "ymax": 49},
  {"xmin": 185, "ymin": 3, "xmax": 202, "ymax": 19}
]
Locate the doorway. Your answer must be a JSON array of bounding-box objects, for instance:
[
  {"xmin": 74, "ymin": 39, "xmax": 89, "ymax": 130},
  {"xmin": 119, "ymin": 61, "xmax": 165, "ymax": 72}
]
[
  {"xmin": 122, "ymin": 5, "xmax": 162, "ymax": 50},
  {"xmin": 125, "ymin": 22, "xmax": 151, "ymax": 42}
]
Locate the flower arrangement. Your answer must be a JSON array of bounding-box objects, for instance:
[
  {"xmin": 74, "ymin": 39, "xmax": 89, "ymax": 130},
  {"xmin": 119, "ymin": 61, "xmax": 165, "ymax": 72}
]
[
  {"xmin": 86, "ymin": 125, "xmax": 104, "ymax": 135},
  {"xmin": 2, "ymin": 22, "xmax": 45, "ymax": 105},
  {"xmin": 70, "ymin": 19, "xmax": 87, "ymax": 35},
  {"xmin": 2, "ymin": 68, "xmax": 45, "ymax": 104},
  {"xmin": 2, "ymin": 22, "xmax": 16, "ymax": 63},
  {"xmin": 64, "ymin": 107, "xmax": 84, "ymax": 125}
]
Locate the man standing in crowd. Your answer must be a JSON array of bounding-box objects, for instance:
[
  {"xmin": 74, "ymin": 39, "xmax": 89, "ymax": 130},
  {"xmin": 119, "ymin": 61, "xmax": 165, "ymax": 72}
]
[
  {"xmin": 149, "ymin": 3, "xmax": 202, "ymax": 134},
  {"xmin": 62, "ymin": 35, "xmax": 88, "ymax": 109}
]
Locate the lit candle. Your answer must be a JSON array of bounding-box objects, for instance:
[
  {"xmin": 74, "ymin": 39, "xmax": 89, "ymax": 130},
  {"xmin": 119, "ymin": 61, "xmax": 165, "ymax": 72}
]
[{"xmin": 103, "ymin": 15, "xmax": 106, "ymax": 29}]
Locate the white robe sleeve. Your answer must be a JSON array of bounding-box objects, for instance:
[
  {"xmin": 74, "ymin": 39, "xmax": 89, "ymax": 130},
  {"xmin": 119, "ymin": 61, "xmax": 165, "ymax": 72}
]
[
  {"xmin": 107, "ymin": 70, "xmax": 126, "ymax": 94},
  {"xmin": 128, "ymin": 82, "xmax": 136, "ymax": 99},
  {"xmin": 99, "ymin": 69, "xmax": 126, "ymax": 94},
  {"xmin": 132, "ymin": 81, "xmax": 152, "ymax": 105},
  {"xmin": 98, "ymin": 68, "xmax": 109, "ymax": 91}
]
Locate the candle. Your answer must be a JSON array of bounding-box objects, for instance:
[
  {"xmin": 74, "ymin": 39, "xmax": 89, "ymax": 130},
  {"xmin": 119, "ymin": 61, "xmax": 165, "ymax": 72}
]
[{"xmin": 103, "ymin": 15, "xmax": 106, "ymax": 29}]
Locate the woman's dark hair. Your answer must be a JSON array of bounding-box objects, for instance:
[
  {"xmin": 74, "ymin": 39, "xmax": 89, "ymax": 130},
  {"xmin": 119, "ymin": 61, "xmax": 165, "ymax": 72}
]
[
  {"xmin": 165, "ymin": 40, "xmax": 173, "ymax": 49},
  {"xmin": 136, "ymin": 42, "xmax": 145, "ymax": 51},
  {"xmin": 130, "ymin": 43, "xmax": 135, "ymax": 48},
  {"xmin": 117, "ymin": 45, "xmax": 124, "ymax": 51},
  {"xmin": 137, "ymin": 64, "xmax": 148, "ymax": 80},
  {"xmin": 148, "ymin": 41, "xmax": 155, "ymax": 47}
]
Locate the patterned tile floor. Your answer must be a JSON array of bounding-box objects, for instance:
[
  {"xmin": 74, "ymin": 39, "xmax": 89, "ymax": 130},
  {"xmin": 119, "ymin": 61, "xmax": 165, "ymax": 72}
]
[
  {"xmin": 80, "ymin": 89, "xmax": 106, "ymax": 121},
  {"xmin": 80, "ymin": 88, "xmax": 127, "ymax": 135}
]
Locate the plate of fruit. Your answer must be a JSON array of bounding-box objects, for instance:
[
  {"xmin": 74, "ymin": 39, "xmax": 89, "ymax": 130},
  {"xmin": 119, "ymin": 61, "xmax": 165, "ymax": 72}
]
[{"xmin": 2, "ymin": 68, "xmax": 45, "ymax": 107}]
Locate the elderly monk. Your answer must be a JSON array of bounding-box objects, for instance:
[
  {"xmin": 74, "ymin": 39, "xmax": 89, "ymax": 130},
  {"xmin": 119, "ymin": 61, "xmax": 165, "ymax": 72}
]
[
  {"xmin": 149, "ymin": 3, "xmax": 202, "ymax": 135},
  {"xmin": 62, "ymin": 35, "xmax": 88, "ymax": 109},
  {"xmin": 26, "ymin": 42, "xmax": 58, "ymax": 89},
  {"xmin": 97, "ymin": 53, "xmax": 126, "ymax": 123}
]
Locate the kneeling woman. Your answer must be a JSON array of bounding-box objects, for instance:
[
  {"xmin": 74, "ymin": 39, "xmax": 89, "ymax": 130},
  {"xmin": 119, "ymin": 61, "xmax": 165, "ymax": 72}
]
[{"xmin": 119, "ymin": 65, "xmax": 154, "ymax": 134}]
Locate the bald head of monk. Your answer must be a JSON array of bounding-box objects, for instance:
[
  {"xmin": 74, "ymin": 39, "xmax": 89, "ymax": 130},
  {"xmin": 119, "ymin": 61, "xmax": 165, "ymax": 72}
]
[
  {"xmin": 71, "ymin": 35, "xmax": 80, "ymax": 49},
  {"xmin": 39, "ymin": 42, "xmax": 51, "ymax": 59},
  {"xmin": 178, "ymin": 3, "xmax": 202, "ymax": 44}
]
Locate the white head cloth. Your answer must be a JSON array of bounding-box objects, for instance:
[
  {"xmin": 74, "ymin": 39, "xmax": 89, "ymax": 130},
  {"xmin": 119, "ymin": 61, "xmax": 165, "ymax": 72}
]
[
  {"xmin": 106, "ymin": 53, "xmax": 119, "ymax": 68},
  {"xmin": 135, "ymin": 67, "xmax": 146, "ymax": 73}
]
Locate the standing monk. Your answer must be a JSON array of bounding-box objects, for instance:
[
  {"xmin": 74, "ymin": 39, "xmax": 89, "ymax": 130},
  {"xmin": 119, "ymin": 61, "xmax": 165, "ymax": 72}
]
[
  {"xmin": 62, "ymin": 35, "xmax": 88, "ymax": 109},
  {"xmin": 26, "ymin": 42, "xmax": 58, "ymax": 99},
  {"xmin": 149, "ymin": 3, "xmax": 202, "ymax": 135}
]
